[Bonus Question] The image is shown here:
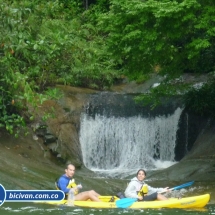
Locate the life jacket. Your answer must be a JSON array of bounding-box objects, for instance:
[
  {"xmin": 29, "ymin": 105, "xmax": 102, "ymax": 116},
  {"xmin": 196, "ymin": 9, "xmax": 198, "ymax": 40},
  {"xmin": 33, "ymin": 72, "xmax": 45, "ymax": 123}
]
[
  {"xmin": 55, "ymin": 178, "xmax": 78, "ymax": 199},
  {"xmin": 138, "ymin": 184, "xmax": 148, "ymax": 196},
  {"xmin": 66, "ymin": 179, "xmax": 79, "ymax": 195}
]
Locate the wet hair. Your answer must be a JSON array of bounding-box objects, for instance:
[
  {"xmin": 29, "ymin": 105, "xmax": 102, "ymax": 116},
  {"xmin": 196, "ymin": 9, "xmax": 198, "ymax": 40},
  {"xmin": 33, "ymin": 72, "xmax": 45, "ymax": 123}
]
[{"xmin": 137, "ymin": 169, "xmax": 146, "ymax": 176}]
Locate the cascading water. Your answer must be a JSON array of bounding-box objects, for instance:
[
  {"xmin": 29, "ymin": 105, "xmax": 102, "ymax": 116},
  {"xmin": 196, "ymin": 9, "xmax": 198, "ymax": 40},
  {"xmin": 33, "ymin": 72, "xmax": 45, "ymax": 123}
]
[{"xmin": 79, "ymin": 93, "xmax": 183, "ymax": 177}]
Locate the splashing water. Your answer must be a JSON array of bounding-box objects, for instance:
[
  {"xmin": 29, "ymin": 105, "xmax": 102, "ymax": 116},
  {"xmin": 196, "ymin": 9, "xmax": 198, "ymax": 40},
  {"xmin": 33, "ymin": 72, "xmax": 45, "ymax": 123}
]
[{"xmin": 80, "ymin": 107, "xmax": 182, "ymax": 177}]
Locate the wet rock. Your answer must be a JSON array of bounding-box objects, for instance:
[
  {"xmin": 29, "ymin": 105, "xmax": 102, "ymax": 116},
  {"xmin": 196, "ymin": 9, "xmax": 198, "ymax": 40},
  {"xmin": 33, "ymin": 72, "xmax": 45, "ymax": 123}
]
[{"xmin": 44, "ymin": 134, "xmax": 58, "ymax": 145}]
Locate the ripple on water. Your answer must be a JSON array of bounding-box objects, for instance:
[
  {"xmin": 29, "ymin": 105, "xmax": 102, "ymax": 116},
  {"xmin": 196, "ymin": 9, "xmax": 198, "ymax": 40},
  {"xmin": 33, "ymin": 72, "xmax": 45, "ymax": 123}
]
[{"xmin": 0, "ymin": 203, "xmax": 215, "ymax": 215}]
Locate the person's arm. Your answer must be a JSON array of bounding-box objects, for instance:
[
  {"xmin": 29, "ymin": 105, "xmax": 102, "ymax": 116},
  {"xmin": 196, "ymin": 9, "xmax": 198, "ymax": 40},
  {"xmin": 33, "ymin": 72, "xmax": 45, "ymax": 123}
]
[
  {"xmin": 58, "ymin": 177, "xmax": 70, "ymax": 194},
  {"xmin": 147, "ymin": 185, "xmax": 169, "ymax": 195},
  {"xmin": 124, "ymin": 181, "xmax": 139, "ymax": 198}
]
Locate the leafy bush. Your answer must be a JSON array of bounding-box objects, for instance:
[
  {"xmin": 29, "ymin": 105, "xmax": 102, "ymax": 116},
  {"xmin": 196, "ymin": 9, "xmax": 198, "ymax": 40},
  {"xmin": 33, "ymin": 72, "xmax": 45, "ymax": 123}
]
[
  {"xmin": 98, "ymin": 0, "xmax": 215, "ymax": 79},
  {"xmin": 184, "ymin": 80, "xmax": 215, "ymax": 116},
  {"xmin": 0, "ymin": 0, "xmax": 120, "ymax": 135},
  {"xmin": 1, "ymin": 0, "xmax": 215, "ymax": 134}
]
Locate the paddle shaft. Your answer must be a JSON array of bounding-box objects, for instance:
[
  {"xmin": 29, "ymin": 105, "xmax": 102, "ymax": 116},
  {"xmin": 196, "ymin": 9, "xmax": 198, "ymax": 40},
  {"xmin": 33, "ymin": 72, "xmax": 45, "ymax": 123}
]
[
  {"xmin": 159, "ymin": 181, "xmax": 194, "ymax": 194},
  {"xmin": 159, "ymin": 187, "xmax": 174, "ymax": 194}
]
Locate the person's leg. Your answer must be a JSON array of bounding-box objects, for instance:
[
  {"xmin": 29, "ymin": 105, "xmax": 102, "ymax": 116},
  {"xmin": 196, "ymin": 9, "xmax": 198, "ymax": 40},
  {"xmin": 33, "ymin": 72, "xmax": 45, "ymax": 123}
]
[
  {"xmin": 74, "ymin": 190, "xmax": 101, "ymax": 202},
  {"xmin": 90, "ymin": 190, "xmax": 100, "ymax": 197},
  {"xmin": 141, "ymin": 192, "xmax": 168, "ymax": 201},
  {"xmin": 157, "ymin": 193, "xmax": 168, "ymax": 200},
  {"xmin": 142, "ymin": 192, "xmax": 157, "ymax": 201}
]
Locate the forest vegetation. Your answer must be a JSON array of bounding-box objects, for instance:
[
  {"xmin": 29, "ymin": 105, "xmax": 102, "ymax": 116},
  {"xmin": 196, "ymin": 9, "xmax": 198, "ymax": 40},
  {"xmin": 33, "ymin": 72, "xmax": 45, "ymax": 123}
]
[{"xmin": 0, "ymin": 0, "xmax": 215, "ymax": 135}]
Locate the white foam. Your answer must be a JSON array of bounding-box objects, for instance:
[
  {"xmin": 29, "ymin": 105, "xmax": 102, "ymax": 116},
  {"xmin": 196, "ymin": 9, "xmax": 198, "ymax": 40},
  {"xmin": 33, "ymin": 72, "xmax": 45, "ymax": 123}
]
[{"xmin": 80, "ymin": 107, "xmax": 182, "ymax": 177}]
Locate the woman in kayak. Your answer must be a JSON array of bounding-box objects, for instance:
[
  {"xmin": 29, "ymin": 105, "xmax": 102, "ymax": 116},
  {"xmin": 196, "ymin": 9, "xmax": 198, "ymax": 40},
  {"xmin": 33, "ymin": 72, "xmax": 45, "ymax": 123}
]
[
  {"xmin": 56, "ymin": 163, "xmax": 101, "ymax": 201},
  {"xmin": 125, "ymin": 169, "xmax": 169, "ymax": 201}
]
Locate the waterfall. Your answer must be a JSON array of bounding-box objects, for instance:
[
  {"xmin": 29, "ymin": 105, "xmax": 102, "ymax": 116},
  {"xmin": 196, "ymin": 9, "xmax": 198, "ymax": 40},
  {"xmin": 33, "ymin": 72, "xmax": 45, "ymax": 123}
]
[
  {"xmin": 185, "ymin": 113, "xmax": 189, "ymax": 153},
  {"xmin": 79, "ymin": 95, "xmax": 183, "ymax": 177}
]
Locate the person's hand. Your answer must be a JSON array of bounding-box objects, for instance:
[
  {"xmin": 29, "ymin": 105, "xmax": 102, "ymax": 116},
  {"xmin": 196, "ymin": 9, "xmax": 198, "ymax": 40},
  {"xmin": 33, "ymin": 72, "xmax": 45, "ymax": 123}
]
[
  {"xmin": 74, "ymin": 187, "xmax": 78, "ymax": 193},
  {"xmin": 138, "ymin": 196, "xmax": 143, "ymax": 201},
  {"xmin": 163, "ymin": 187, "xmax": 170, "ymax": 192},
  {"xmin": 77, "ymin": 184, "xmax": 82, "ymax": 189}
]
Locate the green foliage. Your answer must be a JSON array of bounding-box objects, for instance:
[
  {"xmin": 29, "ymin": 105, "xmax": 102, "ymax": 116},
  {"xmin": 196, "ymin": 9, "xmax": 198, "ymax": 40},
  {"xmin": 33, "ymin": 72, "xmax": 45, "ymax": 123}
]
[
  {"xmin": 96, "ymin": 0, "xmax": 215, "ymax": 113},
  {"xmin": 134, "ymin": 77, "xmax": 188, "ymax": 109},
  {"xmin": 58, "ymin": 0, "xmax": 83, "ymax": 11},
  {"xmin": 44, "ymin": 88, "xmax": 64, "ymax": 101},
  {"xmin": 98, "ymin": 0, "xmax": 215, "ymax": 78},
  {"xmin": 184, "ymin": 79, "xmax": 215, "ymax": 116},
  {"xmin": 0, "ymin": 0, "xmax": 119, "ymax": 135},
  {"xmin": 89, "ymin": 0, "xmax": 110, "ymax": 12},
  {"xmin": 0, "ymin": 0, "xmax": 119, "ymax": 90},
  {"xmin": 0, "ymin": 85, "xmax": 26, "ymax": 136},
  {"xmin": 0, "ymin": 67, "xmax": 47, "ymax": 135},
  {"xmin": 1, "ymin": 0, "xmax": 215, "ymax": 134},
  {"xmin": 0, "ymin": 69, "xmax": 25, "ymax": 134}
]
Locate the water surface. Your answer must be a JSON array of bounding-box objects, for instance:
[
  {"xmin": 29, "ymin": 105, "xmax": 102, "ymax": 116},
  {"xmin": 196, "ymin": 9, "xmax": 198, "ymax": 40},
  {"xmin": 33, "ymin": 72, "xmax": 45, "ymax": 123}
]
[{"xmin": 0, "ymin": 202, "xmax": 214, "ymax": 215}]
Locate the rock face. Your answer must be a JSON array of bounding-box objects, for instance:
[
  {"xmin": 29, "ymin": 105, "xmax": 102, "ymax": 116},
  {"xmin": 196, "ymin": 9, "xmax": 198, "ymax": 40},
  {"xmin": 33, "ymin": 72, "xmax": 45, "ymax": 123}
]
[
  {"xmin": 0, "ymin": 129, "xmax": 124, "ymax": 194},
  {"xmin": 30, "ymin": 86, "xmax": 98, "ymax": 167},
  {"xmin": 177, "ymin": 118, "xmax": 215, "ymax": 181},
  {"xmin": 27, "ymin": 84, "xmax": 215, "ymax": 182},
  {"xmin": 148, "ymin": 117, "xmax": 215, "ymax": 182}
]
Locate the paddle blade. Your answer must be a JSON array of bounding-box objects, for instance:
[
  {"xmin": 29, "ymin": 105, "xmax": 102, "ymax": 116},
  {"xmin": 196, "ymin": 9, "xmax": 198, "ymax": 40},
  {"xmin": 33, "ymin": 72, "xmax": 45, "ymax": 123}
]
[
  {"xmin": 116, "ymin": 198, "xmax": 137, "ymax": 208},
  {"xmin": 172, "ymin": 181, "xmax": 194, "ymax": 191}
]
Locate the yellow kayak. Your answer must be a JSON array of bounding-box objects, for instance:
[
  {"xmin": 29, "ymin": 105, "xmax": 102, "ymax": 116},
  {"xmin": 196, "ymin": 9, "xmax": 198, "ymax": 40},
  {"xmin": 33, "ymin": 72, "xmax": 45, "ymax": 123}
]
[{"xmin": 42, "ymin": 194, "xmax": 210, "ymax": 209}]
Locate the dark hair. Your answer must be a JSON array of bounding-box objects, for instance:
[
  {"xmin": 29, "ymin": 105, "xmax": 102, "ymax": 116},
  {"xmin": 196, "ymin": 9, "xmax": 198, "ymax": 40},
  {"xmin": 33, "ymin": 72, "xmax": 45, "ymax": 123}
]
[
  {"xmin": 137, "ymin": 169, "xmax": 146, "ymax": 176},
  {"xmin": 66, "ymin": 163, "xmax": 75, "ymax": 169}
]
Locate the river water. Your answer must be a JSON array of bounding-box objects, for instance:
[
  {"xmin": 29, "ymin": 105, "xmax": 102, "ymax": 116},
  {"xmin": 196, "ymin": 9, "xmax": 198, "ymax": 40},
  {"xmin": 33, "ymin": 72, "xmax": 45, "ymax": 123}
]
[
  {"xmin": 1, "ymin": 181, "xmax": 214, "ymax": 215},
  {"xmin": 1, "ymin": 184, "xmax": 214, "ymax": 214},
  {"xmin": 0, "ymin": 202, "xmax": 215, "ymax": 215}
]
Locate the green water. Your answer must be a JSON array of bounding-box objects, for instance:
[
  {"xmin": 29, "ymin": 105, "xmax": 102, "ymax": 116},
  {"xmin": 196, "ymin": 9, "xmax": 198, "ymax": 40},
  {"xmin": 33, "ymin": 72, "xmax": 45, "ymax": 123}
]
[
  {"xmin": 0, "ymin": 202, "xmax": 214, "ymax": 215},
  {"xmin": 1, "ymin": 182, "xmax": 214, "ymax": 214}
]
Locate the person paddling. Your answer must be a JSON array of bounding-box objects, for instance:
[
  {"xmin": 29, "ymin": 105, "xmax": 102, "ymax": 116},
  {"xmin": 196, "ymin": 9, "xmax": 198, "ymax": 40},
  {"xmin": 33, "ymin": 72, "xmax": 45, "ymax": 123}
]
[
  {"xmin": 56, "ymin": 163, "xmax": 101, "ymax": 202},
  {"xmin": 125, "ymin": 169, "xmax": 169, "ymax": 201}
]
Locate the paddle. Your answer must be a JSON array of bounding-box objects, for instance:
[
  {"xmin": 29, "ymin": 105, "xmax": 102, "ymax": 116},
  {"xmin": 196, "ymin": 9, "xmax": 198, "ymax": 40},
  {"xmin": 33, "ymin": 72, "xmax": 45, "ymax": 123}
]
[
  {"xmin": 116, "ymin": 181, "xmax": 194, "ymax": 208},
  {"xmin": 116, "ymin": 198, "xmax": 137, "ymax": 208},
  {"xmin": 172, "ymin": 181, "xmax": 194, "ymax": 190},
  {"xmin": 159, "ymin": 181, "xmax": 194, "ymax": 193}
]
